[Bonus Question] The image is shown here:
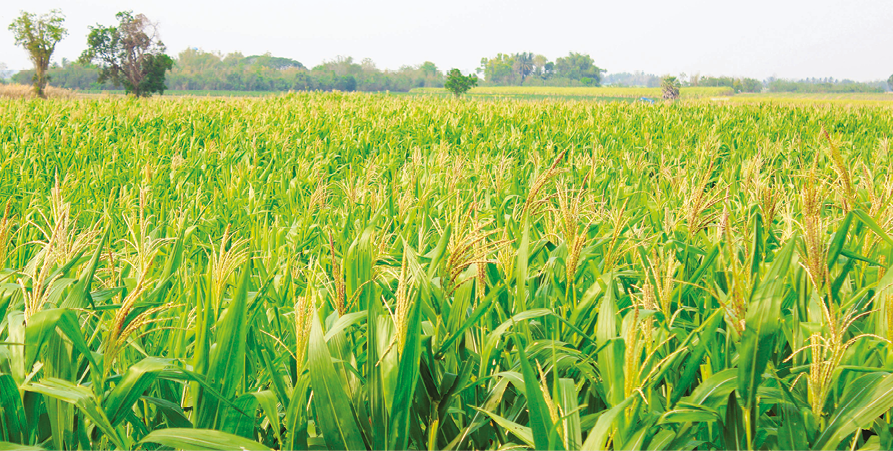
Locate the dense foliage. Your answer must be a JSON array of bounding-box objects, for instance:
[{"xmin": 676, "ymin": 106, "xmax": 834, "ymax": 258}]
[
  {"xmin": 478, "ymin": 52, "xmax": 605, "ymax": 86},
  {"xmin": 79, "ymin": 11, "xmax": 173, "ymax": 97},
  {"xmin": 766, "ymin": 78, "xmax": 884, "ymax": 94},
  {"xmin": 1, "ymin": 94, "xmax": 893, "ymax": 450},
  {"xmin": 15, "ymin": 50, "xmax": 445, "ymax": 93},
  {"xmin": 443, "ymin": 69, "xmax": 478, "ymax": 97},
  {"xmin": 604, "ymin": 71, "xmax": 662, "ymax": 88},
  {"xmin": 7, "ymin": 9, "xmax": 67, "ymax": 98}
]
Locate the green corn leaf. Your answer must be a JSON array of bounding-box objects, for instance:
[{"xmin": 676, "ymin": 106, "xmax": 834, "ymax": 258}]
[
  {"xmin": 283, "ymin": 376, "xmax": 311, "ymax": 451},
  {"xmin": 481, "ymin": 308, "xmax": 552, "ymax": 373},
  {"xmin": 738, "ymin": 238, "xmax": 795, "ymax": 410},
  {"xmin": 444, "ymin": 378, "xmax": 510, "ymax": 451},
  {"xmin": 722, "ymin": 392, "xmax": 745, "ymax": 451},
  {"xmin": 670, "ymin": 309, "xmax": 724, "ymax": 406},
  {"xmin": 596, "ymin": 274, "xmax": 624, "ymax": 406},
  {"xmin": 580, "ymin": 395, "xmax": 634, "ymax": 451},
  {"xmin": 813, "ymin": 373, "xmax": 893, "ymax": 450},
  {"xmin": 59, "ymin": 227, "xmax": 107, "ymax": 309},
  {"xmin": 658, "ymin": 407, "xmax": 721, "ymax": 425},
  {"xmin": 252, "ymin": 390, "xmax": 283, "ymax": 446},
  {"xmin": 853, "ymin": 209, "xmax": 893, "ymax": 246},
  {"xmin": 513, "ymin": 332, "xmax": 558, "ymax": 451},
  {"xmin": 388, "ymin": 251, "xmax": 424, "ymax": 451},
  {"xmin": 472, "ymin": 407, "xmax": 535, "ymax": 448},
  {"xmin": 646, "ymin": 430, "xmax": 677, "ymax": 451},
  {"xmin": 436, "ymin": 282, "xmax": 504, "ymax": 358},
  {"xmin": 24, "ymin": 309, "xmax": 98, "ymax": 378},
  {"xmin": 308, "ymin": 307, "xmax": 366, "ymax": 451},
  {"xmin": 777, "ymin": 403, "xmax": 808, "ymax": 451},
  {"xmin": 558, "ymin": 377, "xmax": 583, "ymax": 450},
  {"xmin": 683, "ymin": 369, "xmax": 738, "ymax": 408},
  {"xmin": 139, "ymin": 428, "xmax": 272, "ymax": 450},
  {"xmin": 0, "ymin": 374, "xmax": 28, "ymax": 444},
  {"xmin": 323, "ymin": 310, "xmax": 367, "ymax": 341},
  {"xmin": 515, "ymin": 213, "xmax": 530, "ymax": 315},
  {"xmin": 141, "ymin": 396, "xmax": 193, "ymax": 428},
  {"xmin": 219, "ymin": 393, "xmax": 258, "ymax": 438},
  {"xmin": 749, "ymin": 211, "xmax": 763, "ymax": 276},
  {"xmin": 827, "ymin": 211, "xmax": 853, "ymax": 266},
  {"xmin": 104, "ymin": 357, "xmax": 171, "ymax": 426},
  {"xmin": 425, "ymin": 224, "xmax": 451, "ymax": 280},
  {"xmin": 23, "ymin": 378, "xmax": 124, "ymax": 449},
  {"xmin": 0, "ymin": 442, "xmax": 43, "ymax": 451},
  {"xmin": 198, "ymin": 263, "xmax": 251, "ymax": 429}
]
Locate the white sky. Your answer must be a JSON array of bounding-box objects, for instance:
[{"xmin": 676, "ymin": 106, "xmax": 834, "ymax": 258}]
[{"xmin": 1, "ymin": 0, "xmax": 891, "ymax": 81}]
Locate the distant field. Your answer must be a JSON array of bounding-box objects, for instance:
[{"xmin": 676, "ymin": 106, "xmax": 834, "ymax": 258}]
[
  {"xmin": 720, "ymin": 92, "xmax": 893, "ymax": 107},
  {"xmin": 395, "ymin": 90, "xmax": 637, "ymax": 103},
  {"xmin": 411, "ymin": 85, "xmax": 734, "ymax": 99},
  {"xmin": 734, "ymin": 92, "xmax": 893, "ymax": 101},
  {"xmin": 77, "ymin": 89, "xmax": 280, "ymax": 97},
  {"xmin": 68, "ymin": 88, "xmax": 893, "ymax": 105}
]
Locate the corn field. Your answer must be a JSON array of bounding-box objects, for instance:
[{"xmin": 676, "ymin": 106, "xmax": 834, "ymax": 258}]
[
  {"xmin": 412, "ymin": 86, "xmax": 733, "ymax": 99},
  {"xmin": 1, "ymin": 93, "xmax": 893, "ymax": 450}
]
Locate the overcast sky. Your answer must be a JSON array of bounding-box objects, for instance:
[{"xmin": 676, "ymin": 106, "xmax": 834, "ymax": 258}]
[{"xmin": 1, "ymin": 0, "xmax": 891, "ymax": 81}]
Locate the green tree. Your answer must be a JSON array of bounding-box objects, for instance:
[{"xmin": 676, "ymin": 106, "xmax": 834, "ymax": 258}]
[
  {"xmin": 554, "ymin": 52, "xmax": 605, "ymax": 85},
  {"xmin": 513, "ymin": 52, "xmax": 534, "ymax": 83},
  {"xmin": 420, "ymin": 61, "xmax": 438, "ymax": 78},
  {"xmin": 661, "ymin": 75, "xmax": 681, "ymax": 100},
  {"xmin": 479, "ymin": 54, "xmax": 516, "ymax": 85},
  {"xmin": 444, "ymin": 69, "xmax": 478, "ymax": 97},
  {"xmin": 532, "ymin": 54, "xmax": 549, "ymax": 79},
  {"xmin": 733, "ymin": 77, "xmax": 762, "ymax": 93},
  {"xmin": 888, "ymin": 74, "xmax": 893, "ymax": 91},
  {"xmin": 79, "ymin": 11, "xmax": 173, "ymax": 97},
  {"xmin": 8, "ymin": 9, "xmax": 67, "ymax": 98},
  {"xmin": 247, "ymin": 53, "xmax": 304, "ymax": 70}
]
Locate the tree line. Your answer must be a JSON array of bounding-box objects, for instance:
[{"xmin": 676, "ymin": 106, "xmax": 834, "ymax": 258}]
[
  {"xmin": 13, "ymin": 51, "xmax": 447, "ymax": 93},
  {"xmin": 764, "ymin": 77, "xmax": 886, "ymax": 93},
  {"xmin": 6, "ymin": 9, "xmax": 892, "ymax": 97},
  {"xmin": 607, "ymin": 72, "xmax": 887, "ymax": 94},
  {"xmin": 476, "ymin": 52, "xmax": 606, "ymax": 86}
]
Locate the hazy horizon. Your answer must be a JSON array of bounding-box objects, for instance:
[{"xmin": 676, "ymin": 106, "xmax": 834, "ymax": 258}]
[{"xmin": 2, "ymin": 0, "xmax": 891, "ymax": 82}]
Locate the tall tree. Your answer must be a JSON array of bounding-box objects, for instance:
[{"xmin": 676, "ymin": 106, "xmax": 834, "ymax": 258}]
[
  {"xmin": 479, "ymin": 54, "xmax": 516, "ymax": 85},
  {"xmin": 532, "ymin": 54, "xmax": 549, "ymax": 79},
  {"xmin": 8, "ymin": 9, "xmax": 67, "ymax": 98},
  {"xmin": 554, "ymin": 52, "xmax": 605, "ymax": 85},
  {"xmin": 513, "ymin": 52, "xmax": 534, "ymax": 83},
  {"xmin": 420, "ymin": 61, "xmax": 438, "ymax": 78},
  {"xmin": 661, "ymin": 75, "xmax": 681, "ymax": 100},
  {"xmin": 888, "ymin": 74, "xmax": 893, "ymax": 91},
  {"xmin": 444, "ymin": 69, "xmax": 478, "ymax": 97},
  {"xmin": 79, "ymin": 11, "xmax": 173, "ymax": 97}
]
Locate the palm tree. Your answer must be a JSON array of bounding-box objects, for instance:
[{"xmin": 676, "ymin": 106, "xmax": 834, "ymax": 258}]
[
  {"xmin": 513, "ymin": 52, "xmax": 534, "ymax": 84},
  {"xmin": 661, "ymin": 75, "xmax": 681, "ymax": 100}
]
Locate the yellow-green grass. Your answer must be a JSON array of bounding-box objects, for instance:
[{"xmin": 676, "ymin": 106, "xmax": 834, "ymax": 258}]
[{"xmin": 0, "ymin": 83, "xmax": 75, "ymax": 99}]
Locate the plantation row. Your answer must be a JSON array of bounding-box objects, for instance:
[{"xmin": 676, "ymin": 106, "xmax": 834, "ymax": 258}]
[
  {"xmin": 1, "ymin": 93, "xmax": 892, "ymax": 450},
  {"xmin": 412, "ymin": 85, "xmax": 734, "ymax": 99}
]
